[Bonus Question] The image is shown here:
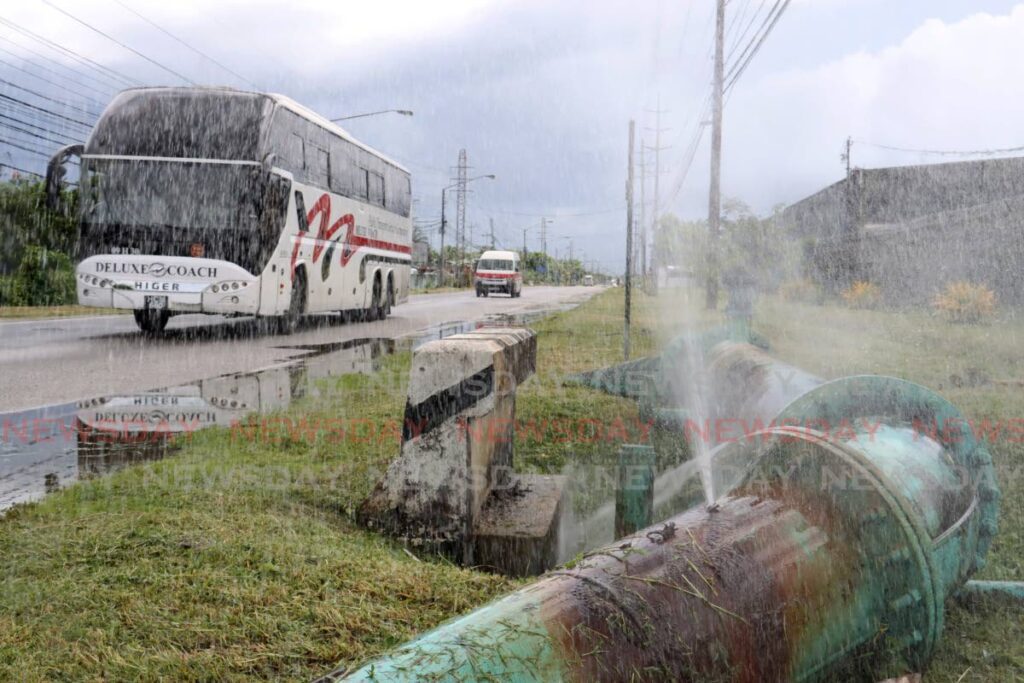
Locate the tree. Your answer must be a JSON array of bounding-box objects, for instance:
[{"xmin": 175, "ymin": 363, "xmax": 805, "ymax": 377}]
[
  {"xmin": 8, "ymin": 245, "xmax": 75, "ymax": 306},
  {"xmin": 655, "ymin": 198, "xmax": 800, "ymax": 292},
  {"xmin": 0, "ymin": 178, "xmax": 77, "ymax": 275}
]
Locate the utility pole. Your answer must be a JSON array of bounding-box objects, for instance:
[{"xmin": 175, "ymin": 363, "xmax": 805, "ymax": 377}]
[
  {"xmin": 488, "ymin": 217, "xmax": 496, "ymax": 249},
  {"xmin": 842, "ymin": 136, "xmax": 852, "ymax": 178},
  {"xmin": 639, "ymin": 141, "xmax": 646, "ymax": 280},
  {"xmin": 540, "ymin": 217, "xmax": 549, "ymax": 280},
  {"xmin": 645, "ymin": 95, "xmax": 670, "ymax": 295},
  {"xmin": 439, "ymin": 188, "xmax": 448, "ymax": 286},
  {"xmin": 540, "ymin": 217, "xmax": 548, "ymax": 260},
  {"xmin": 705, "ymin": 0, "xmax": 725, "ymax": 310},
  {"xmin": 522, "ymin": 225, "xmax": 529, "ymax": 263},
  {"xmin": 625, "ymin": 120, "xmax": 635, "ymax": 361},
  {"xmin": 455, "ymin": 149, "xmax": 468, "ymax": 286}
]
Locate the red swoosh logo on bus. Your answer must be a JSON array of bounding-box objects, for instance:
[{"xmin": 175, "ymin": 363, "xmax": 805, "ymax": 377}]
[{"xmin": 291, "ymin": 193, "xmax": 410, "ymax": 278}]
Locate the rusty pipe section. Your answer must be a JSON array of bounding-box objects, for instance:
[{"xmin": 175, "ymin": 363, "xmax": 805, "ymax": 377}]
[{"xmin": 341, "ymin": 346, "xmax": 1000, "ymax": 682}]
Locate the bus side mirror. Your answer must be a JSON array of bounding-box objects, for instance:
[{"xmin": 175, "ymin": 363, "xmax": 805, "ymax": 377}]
[
  {"xmin": 261, "ymin": 152, "xmax": 276, "ymax": 178},
  {"xmin": 45, "ymin": 143, "xmax": 83, "ymax": 213}
]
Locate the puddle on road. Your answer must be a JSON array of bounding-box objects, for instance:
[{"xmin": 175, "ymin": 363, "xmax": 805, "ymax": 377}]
[{"xmin": 0, "ymin": 313, "xmax": 545, "ymax": 512}]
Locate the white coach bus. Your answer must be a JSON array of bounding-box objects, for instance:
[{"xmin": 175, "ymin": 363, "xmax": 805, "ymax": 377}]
[{"xmin": 46, "ymin": 87, "xmax": 411, "ymax": 334}]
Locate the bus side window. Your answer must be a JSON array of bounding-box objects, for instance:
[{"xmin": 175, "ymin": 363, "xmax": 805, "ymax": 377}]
[
  {"xmin": 384, "ymin": 167, "xmax": 411, "ymax": 217},
  {"xmin": 294, "ymin": 191, "xmax": 308, "ymax": 232},
  {"xmin": 290, "ymin": 133, "xmax": 305, "ymax": 171},
  {"xmin": 329, "ymin": 136, "xmax": 355, "ymax": 197},
  {"xmin": 368, "ymin": 171, "xmax": 385, "ymax": 207},
  {"xmin": 315, "ymin": 146, "xmax": 330, "ymax": 188},
  {"xmin": 357, "ymin": 168, "xmax": 369, "ymax": 200}
]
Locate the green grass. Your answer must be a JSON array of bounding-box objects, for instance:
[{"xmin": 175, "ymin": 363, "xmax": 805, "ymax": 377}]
[
  {"xmin": 0, "ymin": 305, "xmax": 127, "ymax": 319},
  {"xmin": 1, "ymin": 287, "xmax": 1022, "ymax": 681},
  {"xmin": 0, "ymin": 288, "xmax": 639, "ymax": 681}
]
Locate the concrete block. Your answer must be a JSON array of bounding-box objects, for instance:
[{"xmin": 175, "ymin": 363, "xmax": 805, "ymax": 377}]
[
  {"xmin": 472, "ymin": 473, "xmax": 566, "ymax": 577},
  {"xmin": 358, "ymin": 328, "xmax": 537, "ymax": 560}
]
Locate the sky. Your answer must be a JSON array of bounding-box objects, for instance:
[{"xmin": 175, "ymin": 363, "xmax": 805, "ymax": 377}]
[{"xmin": 2, "ymin": 0, "xmax": 1024, "ymax": 272}]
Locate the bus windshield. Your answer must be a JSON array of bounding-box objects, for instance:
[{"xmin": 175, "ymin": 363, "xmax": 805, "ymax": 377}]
[
  {"xmin": 86, "ymin": 89, "xmax": 269, "ymax": 160},
  {"xmin": 81, "ymin": 158, "xmax": 261, "ymax": 232},
  {"xmin": 76, "ymin": 157, "xmax": 282, "ymax": 273}
]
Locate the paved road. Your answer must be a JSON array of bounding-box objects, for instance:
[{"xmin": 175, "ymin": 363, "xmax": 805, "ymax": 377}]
[{"xmin": 0, "ymin": 286, "xmax": 602, "ymax": 412}]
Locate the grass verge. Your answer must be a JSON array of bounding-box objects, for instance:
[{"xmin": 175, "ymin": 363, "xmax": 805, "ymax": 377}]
[
  {"xmin": 0, "ymin": 288, "xmax": 641, "ymax": 681},
  {"xmin": 0, "ymin": 305, "xmax": 126, "ymax": 319},
  {"xmin": 1, "ymin": 288, "xmax": 1020, "ymax": 681}
]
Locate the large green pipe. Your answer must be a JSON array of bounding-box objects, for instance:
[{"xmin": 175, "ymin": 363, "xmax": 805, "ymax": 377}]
[{"xmin": 340, "ymin": 348, "xmax": 999, "ymax": 682}]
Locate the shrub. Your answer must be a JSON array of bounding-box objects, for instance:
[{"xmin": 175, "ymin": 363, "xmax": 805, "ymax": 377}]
[
  {"xmin": 778, "ymin": 278, "xmax": 822, "ymax": 304},
  {"xmin": 841, "ymin": 281, "xmax": 881, "ymax": 309},
  {"xmin": 933, "ymin": 281, "xmax": 996, "ymax": 324},
  {"xmin": 8, "ymin": 246, "xmax": 75, "ymax": 306}
]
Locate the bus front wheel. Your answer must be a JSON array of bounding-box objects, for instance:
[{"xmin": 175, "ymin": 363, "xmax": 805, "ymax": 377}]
[
  {"xmin": 134, "ymin": 309, "xmax": 169, "ymax": 335},
  {"xmin": 278, "ymin": 271, "xmax": 306, "ymax": 335}
]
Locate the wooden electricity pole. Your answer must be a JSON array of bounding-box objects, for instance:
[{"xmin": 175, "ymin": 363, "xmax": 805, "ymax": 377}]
[
  {"xmin": 705, "ymin": 0, "xmax": 725, "ymax": 309},
  {"xmin": 625, "ymin": 120, "xmax": 635, "ymax": 361}
]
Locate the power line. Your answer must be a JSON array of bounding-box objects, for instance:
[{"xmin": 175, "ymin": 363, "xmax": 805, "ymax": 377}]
[
  {"xmin": 0, "ymin": 135, "xmax": 58, "ymax": 158},
  {"xmin": 724, "ymin": 0, "xmax": 791, "ymax": 93},
  {"xmin": 111, "ymin": 0, "xmax": 258, "ymax": 89},
  {"xmin": 724, "ymin": 0, "xmax": 754, "ymax": 51},
  {"xmin": 0, "ymin": 43, "xmax": 117, "ymax": 100},
  {"xmin": 0, "ymin": 93, "xmax": 94, "ymax": 129},
  {"xmin": 477, "ymin": 204, "xmax": 626, "ymax": 218},
  {"xmin": 0, "ymin": 163, "xmax": 43, "ymax": 178},
  {"xmin": 0, "ymin": 77, "xmax": 101, "ymax": 117},
  {"xmin": 0, "ymin": 112, "xmax": 76, "ymax": 143},
  {"xmin": 727, "ymin": 0, "xmax": 768, "ymax": 60},
  {"xmin": 0, "ymin": 15, "xmax": 139, "ymax": 88},
  {"xmin": 724, "ymin": 0, "xmax": 781, "ymax": 81},
  {"xmin": 0, "ymin": 56, "xmax": 106, "ymax": 109},
  {"xmin": 663, "ymin": 91, "xmax": 712, "ymax": 210},
  {"xmin": 852, "ymin": 139, "xmax": 1024, "ymax": 157},
  {"xmin": 0, "ymin": 118, "xmax": 73, "ymax": 146},
  {"xmin": 38, "ymin": 0, "xmax": 196, "ymax": 85}
]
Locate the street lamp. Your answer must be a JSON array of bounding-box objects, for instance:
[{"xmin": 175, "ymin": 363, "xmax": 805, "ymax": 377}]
[
  {"xmin": 330, "ymin": 109, "xmax": 414, "ymax": 122},
  {"xmin": 439, "ymin": 174, "xmax": 495, "ymax": 286}
]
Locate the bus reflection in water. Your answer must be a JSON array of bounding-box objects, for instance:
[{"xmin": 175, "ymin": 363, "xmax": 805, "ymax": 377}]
[{"xmin": 74, "ymin": 338, "xmax": 394, "ymax": 476}]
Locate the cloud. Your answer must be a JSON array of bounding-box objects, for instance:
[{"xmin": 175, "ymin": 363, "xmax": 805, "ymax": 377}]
[
  {"xmin": 721, "ymin": 6, "xmax": 1024, "ymax": 211},
  {"xmin": 4, "ymin": 1, "xmax": 1023, "ymax": 270}
]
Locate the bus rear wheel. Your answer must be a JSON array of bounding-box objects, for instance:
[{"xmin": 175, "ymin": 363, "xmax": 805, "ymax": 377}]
[
  {"xmin": 134, "ymin": 309, "xmax": 169, "ymax": 335},
  {"xmin": 367, "ymin": 277, "xmax": 385, "ymax": 321}
]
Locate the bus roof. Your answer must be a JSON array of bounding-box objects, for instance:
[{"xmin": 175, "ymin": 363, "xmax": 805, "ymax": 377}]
[{"xmin": 102, "ymin": 87, "xmax": 409, "ymax": 174}]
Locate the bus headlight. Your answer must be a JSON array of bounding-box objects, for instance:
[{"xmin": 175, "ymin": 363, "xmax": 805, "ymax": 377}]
[
  {"xmin": 79, "ymin": 274, "xmax": 113, "ymax": 288},
  {"xmin": 208, "ymin": 281, "xmax": 250, "ymax": 294}
]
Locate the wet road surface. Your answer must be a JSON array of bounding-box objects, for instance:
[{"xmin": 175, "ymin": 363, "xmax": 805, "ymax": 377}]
[
  {"xmin": 0, "ymin": 286, "xmax": 601, "ymax": 412},
  {"xmin": 0, "ymin": 286, "xmax": 602, "ymax": 510}
]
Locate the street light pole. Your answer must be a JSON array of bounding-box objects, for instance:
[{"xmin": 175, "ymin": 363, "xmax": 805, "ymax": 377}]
[{"xmin": 330, "ymin": 109, "xmax": 414, "ymax": 122}]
